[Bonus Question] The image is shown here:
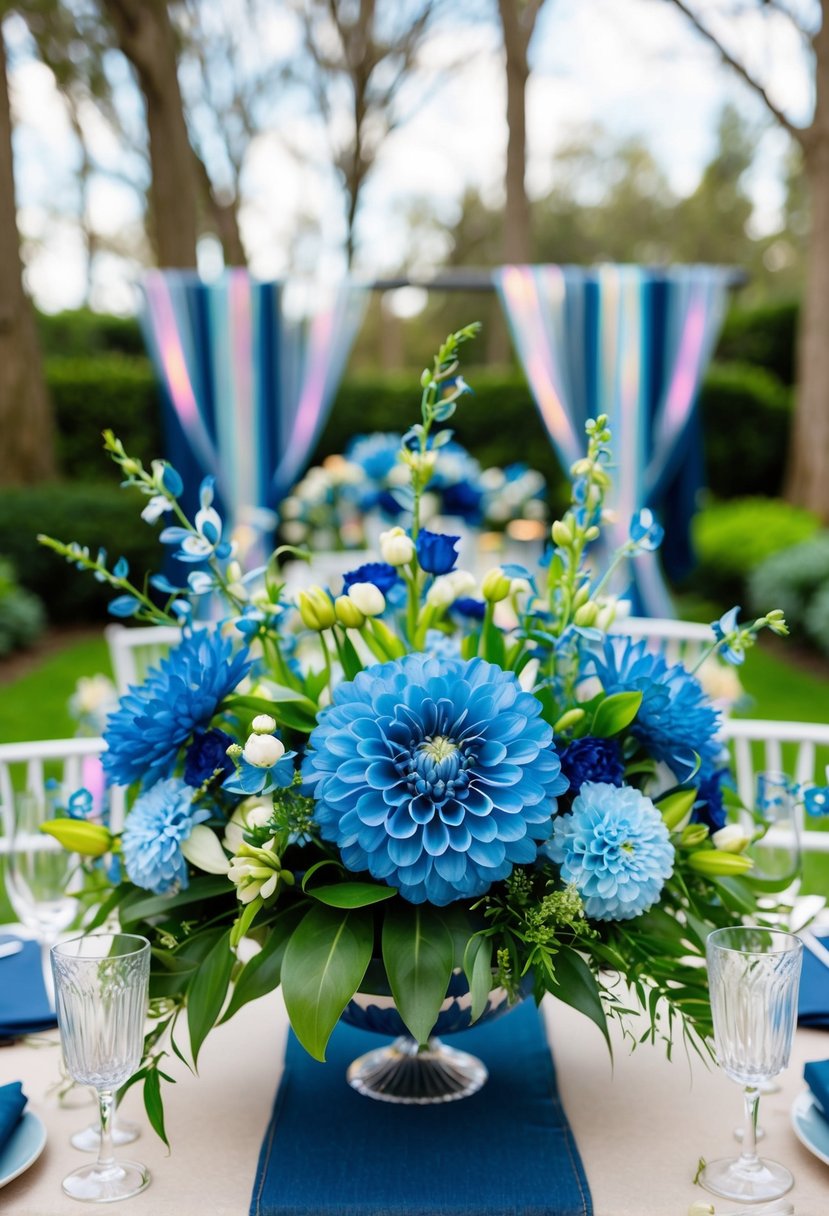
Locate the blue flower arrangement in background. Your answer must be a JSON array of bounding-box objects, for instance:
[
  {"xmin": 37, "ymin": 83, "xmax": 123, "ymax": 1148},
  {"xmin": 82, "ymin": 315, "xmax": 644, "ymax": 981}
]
[{"xmin": 38, "ymin": 324, "xmax": 790, "ymax": 1125}]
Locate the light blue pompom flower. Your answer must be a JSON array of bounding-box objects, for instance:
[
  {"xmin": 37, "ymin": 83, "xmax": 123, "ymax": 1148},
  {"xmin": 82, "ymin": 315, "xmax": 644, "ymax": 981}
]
[
  {"xmin": 304, "ymin": 654, "xmax": 568, "ymax": 905},
  {"xmin": 546, "ymin": 781, "xmax": 674, "ymax": 921},
  {"xmin": 103, "ymin": 630, "xmax": 251, "ymax": 788},
  {"xmin": 121, "ymin": 778, "xmax": 210, "ymax": 895}
]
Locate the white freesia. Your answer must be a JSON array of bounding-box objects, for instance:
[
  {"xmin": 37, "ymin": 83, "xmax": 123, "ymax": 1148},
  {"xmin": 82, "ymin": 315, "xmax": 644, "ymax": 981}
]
[
  {"xmin": 251, "ymin": 714, "xmax": 277, "ymax": 734},
  {"xmin": 711, "ymin": 823, "xmax": 752, "ymax": 853},
  {"xmin": 347, "ymin": 582, "xmax": 385, "ymax": 616},
  {"xmin": 379, "ymin": 526, "xmax": 415, "ymax": 566},
  {"xmin": 697, "ymin": 656, "xmax": 744, "ymax": 709},
  {"xmin": 426, "ymin": 569, "xmax": 477, "ymax": 607},
  {"xmin": 228, "ymin": 838, "xmax": 282, "ymax": 904},
  {"xmin": 243, "ymin": 733, "xmax": 286, "ymax": 768},
  {"xmin": 181, "ymin": 824, "xmax": 230, "ymax": 874},
  {"xmin": 223, "ymin": 798, "xmax": 272, "ymax": 854}
]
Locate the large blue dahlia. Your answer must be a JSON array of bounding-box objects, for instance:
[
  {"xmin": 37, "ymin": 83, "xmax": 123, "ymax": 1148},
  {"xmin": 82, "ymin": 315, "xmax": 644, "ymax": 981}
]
[
  {"xmin": 546, "ymin": 781, "xmax": 674, "ymax": 921},
  {"xmin": 121, "ymin": 778, "xmax": 209, "ymax": 894},
  {"xmin": 303, "ymin": 654, "xmax": 568, "ymax": 905},
  {"xmin": 589, "ymin": 637, "xmax": 721, "ymax": 780},
  {"xmin": 103, "ymin": 630, "xmax": 251, "ymax": 788}
]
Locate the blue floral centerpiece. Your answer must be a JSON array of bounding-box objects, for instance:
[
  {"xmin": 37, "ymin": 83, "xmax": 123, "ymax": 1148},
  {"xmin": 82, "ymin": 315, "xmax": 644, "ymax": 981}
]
[{"xmin": 40, "ymin": 324, "xmax": 789, "ymax": 1128}]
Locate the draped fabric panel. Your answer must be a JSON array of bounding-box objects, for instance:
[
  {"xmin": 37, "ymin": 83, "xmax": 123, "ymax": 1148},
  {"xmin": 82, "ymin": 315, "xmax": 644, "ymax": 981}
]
[
  {"xmin": 496, "ymin": 265, "xmax": 730, "ymax": 616},
  {"xmin": 140, "ymin": 270, "xmax": 367, "ymax": 547}
]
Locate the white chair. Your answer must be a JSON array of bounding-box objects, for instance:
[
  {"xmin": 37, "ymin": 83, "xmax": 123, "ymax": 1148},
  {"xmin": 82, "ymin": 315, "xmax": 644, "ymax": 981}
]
[
  {"xmin": 611, "ymin": 615, "xmax": 713, "ymax": 668},
  {"xmin": 721, "ymin": 718, "xmax": 829, "ymax": 856},
  {"xmin": 0, "ymin": 737, "xmax": 124, "ymax": 856},
  {"xmin": 105, "ymin": 623, "xmax": 183, "ymax": 695}
]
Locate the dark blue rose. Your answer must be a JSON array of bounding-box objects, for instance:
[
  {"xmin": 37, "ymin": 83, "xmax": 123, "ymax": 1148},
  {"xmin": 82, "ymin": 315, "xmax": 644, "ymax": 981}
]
[
  {"xmin": 692, "ymin": 766, "xmax": 731, "ymax": 833},
  {"xmin": 416, "ymin": 530, "xmax": 459, "ymax": 575},
  {"xmin": 559, "ymin": 737, "xmax": 623, "ymax": 792},
  {"xmin": 184, "ymin": 728, "xmax": 236, "ymax": 788},
  {"xmin": 452, "ymin": 597, "xmax": 486, "ymax": 621},
  {"xmin": 441, "ymin": 482, "xmax": 484, "ymax": 524},
  {"xmin": 342, "ymin": 562, "xmax": 402, "ymax": 595}
]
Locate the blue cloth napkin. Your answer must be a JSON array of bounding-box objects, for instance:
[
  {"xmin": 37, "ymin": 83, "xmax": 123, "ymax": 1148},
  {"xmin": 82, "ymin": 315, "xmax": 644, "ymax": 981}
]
[
  {"xmin": 0, "ymin": 936, "xmax": 57, "ymax": 1040},
  {"xmin": 804, "ymin": 1059, "xmax": 829, "ymax": 1116},
  {"xmin": 798, "ymin": 934, "xmax": 829, "ymax": 1029},
  {"xmin": 0, "ymin": 1082, "xmax": 27, "ymax": 1153},
  {"xmin": 250, "ymin": 998, "xmax": 592, "ymax": 1216}
]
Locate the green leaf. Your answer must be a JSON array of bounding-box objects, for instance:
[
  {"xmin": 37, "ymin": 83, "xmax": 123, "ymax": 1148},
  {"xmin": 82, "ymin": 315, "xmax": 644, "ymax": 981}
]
[
  {"xmin": 591, "ymin": 690, "xmax": 643, "ymax": 738},
  {"xmin": 86, "ymin": 884, "xmax": 132, "ymax": 931},
  {"xmin": 186, "ymin": 929, "xmax": 235, "ymax": 1067},
  {"xmin": 308, "ymin": 882, "xmax": 398, "ymax": 908},
  {"xmin": 381, "ymin": 904, "xmax": 454, "ymax": 1046},
  {"xmin": 481, "ymin": 617, "xmax": 506, "ymax": 668},
  {"xmin": 122, "ymin": 875, "xmax": 232, "ymax": 924},
  {"xmin": 463, "ymin": 935, "xmax": 493, "ymax": 1024},
  {"xmin": 221, "ymin": 907, "xmax": 305, "ymax": 1023},
  {"xmin": 549, "ymin": 945, "xmax": 610, "ymax": 1051},
  {"xmin": 281, "ymin": 905, "xmax": 374, "ymax": 1061},
  {"xmin": 335, "ymin": 630, "xmax": 364, "ymax": 681},
  {"xmin": 143, "ymin": 1068, "xmax": 170, "ymax": 1150}
]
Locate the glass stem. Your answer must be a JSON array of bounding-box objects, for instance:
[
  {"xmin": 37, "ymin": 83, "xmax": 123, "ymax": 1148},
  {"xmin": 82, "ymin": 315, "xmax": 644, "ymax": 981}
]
[
  {"xmin": 97, "ymin": 1089, "xmax": 116, "ymax": 1170},
  {"xmin": 739, "ymin": 1086, "xmax": 761, "ymax": 1169}
]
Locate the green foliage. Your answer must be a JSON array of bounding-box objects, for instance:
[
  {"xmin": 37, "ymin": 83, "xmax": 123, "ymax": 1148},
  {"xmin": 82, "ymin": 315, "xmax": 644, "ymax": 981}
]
[
  {"xmin": 749, "ymin": 533, "xmax": 829, "ymax": 653},
  {"xmin": 37, "ymin": 309, "xmax": 145, "ymax": 358},
  {"xmin": 186, "ymin": 930, "xmax": 236, "ymax": 1067},
  {"xmin": 716, "ymin": 300, "xmax": 799, "ymax": 386},
  {"xmin": 689, "ymin": 496, "xmax": 818, "ymax": 606},
  {"xmin": 699, "ymin": 362, "xmax": 793, "ymax": 499},
  {"xmin": 0, "ymin": 482, "xmax": 158, "ymax": 623},
  {"xmin": 381, "ymin": 903, "xmax": 456, "ymax": 1045},
  {"xmin": 0, "ymin": 557, "xmax": 45, "ymax": 657},
  {"xmin": 46, "ymin": 355, "xmax": 161, "ymax": 482}
]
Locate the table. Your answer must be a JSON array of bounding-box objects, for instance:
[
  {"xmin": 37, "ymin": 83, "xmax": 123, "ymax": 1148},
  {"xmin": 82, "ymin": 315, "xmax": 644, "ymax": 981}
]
[{"xmin": 2, "ymin": 993, "xmax": 827, "ymax": 1216}]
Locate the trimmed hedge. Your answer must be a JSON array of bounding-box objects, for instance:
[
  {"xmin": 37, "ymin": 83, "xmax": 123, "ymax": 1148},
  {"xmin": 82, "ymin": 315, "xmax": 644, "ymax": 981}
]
[
  {"xmin": 689, "ymin": 496, "xmax": 819, "ymax": 607},
  {"xmin": 715, "ymin": 300, "xmax": 798, "ymax": 386},
  {"xmin": 0, "ymin": 484, "xmax": 160, "ymax": 624},
  {"xmin": 699, "ymin": 362, "xmax": 792, "ymax": 499},
  {"xmin": 37, "ymin": 308, "xmax": 145, "ymax": 358}
]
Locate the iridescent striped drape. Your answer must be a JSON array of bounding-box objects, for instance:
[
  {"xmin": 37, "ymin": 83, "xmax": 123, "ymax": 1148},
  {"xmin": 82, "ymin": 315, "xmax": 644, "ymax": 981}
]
[
  {"xmin": 496, "ymin": 265, "xmax": 730, "ymax": 616},
  {"xmin": 140, "ymin": 270, "xmax": 367, "ymax": 548}
]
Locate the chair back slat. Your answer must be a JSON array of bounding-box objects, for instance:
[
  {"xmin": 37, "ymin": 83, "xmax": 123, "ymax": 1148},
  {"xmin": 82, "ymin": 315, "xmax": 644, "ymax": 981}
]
[
  {"xmin": 0, "ymin": 738, "xmax": 111, "ymax": 858},
  {"xmin": 105, "ymin": 624, "xmax": 184, "ymax": 695}
]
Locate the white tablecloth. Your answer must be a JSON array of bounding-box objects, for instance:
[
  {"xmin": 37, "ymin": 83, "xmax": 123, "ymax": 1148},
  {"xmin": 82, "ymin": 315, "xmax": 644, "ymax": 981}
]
[{"xmin": 2, "ymin": 993, "xmax": 827, "ymax": 1215}]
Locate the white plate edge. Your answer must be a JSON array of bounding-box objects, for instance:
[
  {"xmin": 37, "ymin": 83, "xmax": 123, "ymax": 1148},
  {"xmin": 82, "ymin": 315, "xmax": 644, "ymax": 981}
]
[
  {"xmin": 791, "ymin": 1089, "xmax": 829, "ymax": 1168},
  {"xmin": 0, "ymin": 1111, "xmax": 47, "ymax": 1189}
]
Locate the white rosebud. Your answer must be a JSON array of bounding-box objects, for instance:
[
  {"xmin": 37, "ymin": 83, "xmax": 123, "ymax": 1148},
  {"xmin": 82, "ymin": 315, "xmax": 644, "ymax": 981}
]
[
  {"xmin": 448, "ymin": 570, "xmax": 477, "ymax": 599},
  {"xmin": 347, "ymin": 582, "xmax": 385, "ymax": 616},
  {"xmin": 243, "ymin": 733, "xmax": 286, "ymax": 768},
  {"xmin": 181, "ymin": 824, "xmax": 229, "ymax": 874},
  {"xmin": 426, "ymin": 569, "xmax": 477, "ymax": 607},
  {"xmin": 380, "ymin": 526, "xmax": 415, "ymax": 566},
  {"xmin": 223, "ymin": 798, "xmax": 272, "ymax": 854},
  {"xmin": 711, "ymin": 823, "xmax": 752, "ymax": 854},
  {"xmin": 252, "ymin": 714, "xmax": 277, "ymax": 734}
]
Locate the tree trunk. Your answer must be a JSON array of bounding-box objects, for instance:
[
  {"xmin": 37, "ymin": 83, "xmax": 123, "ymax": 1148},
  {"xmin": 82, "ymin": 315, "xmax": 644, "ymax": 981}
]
[
  {"xmin": 0, "ymin": 28, "xmax": 55, "ymax": 485},
  {"xmin": 101, "ymin": 0, "xmax": 198, "ymax": 268},
  {"xmin": 193, "ymin": 150, "xmax": 246, "ymax": 267},
  {"xmin": 786, "ymin": 3, "xmax": 829, "ymax": 519}
]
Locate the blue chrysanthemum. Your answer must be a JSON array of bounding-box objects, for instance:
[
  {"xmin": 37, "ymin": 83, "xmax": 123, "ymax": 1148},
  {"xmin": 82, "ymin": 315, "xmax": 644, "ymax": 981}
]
[
  {"xmin": 304, "ymin": 654, "xmax": 568, "ymax": 905},
  {"xmin": 184, "ymin": 728, "xmax": 236, "ymax": 787},
  {"xmin": 589, "ymin": 637, "xmax": 721, "ymax": 780},
  {"xmin": 103, "ymin": 630, "xmax": 251, "ymax": 788},
  {"xmin": 559, "ymin": 737, "xmax": 624, "ymax": 792},
  {"xmin": 546, "ymin": 781, "xmax": 674, "ymax": 921},
  {"xmin": 121, "ymin": 778, "xmax": 209, "ymax": 894}
]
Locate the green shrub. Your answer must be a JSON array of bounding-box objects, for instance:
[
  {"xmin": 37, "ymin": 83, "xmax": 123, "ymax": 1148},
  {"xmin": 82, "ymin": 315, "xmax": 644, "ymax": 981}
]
[
  {"xmin": 749, "ymin": 534, "xmax": 829, "ymax": 651},
  {"xmin": 0, "ymin": 484, "xmax": 160, "ymax": 624},
  {"xmin": 716, "ymin": 300, "xmax": 799, "ymax": 385},
  {"xmin": 698, "ymin": 363, "xmax": 792, "ymax": 499},
  {"xmin": 0, "ymin": 557, "xmax": 45, "ymax": 656},
  {"xmin": 46, "ymin": 355, "xmax": 162, "ymax": 481},
  {"xmin": 689, "ymin": 497, "xmax": 819, "ymax": 606},
  {"xmin": 37, "ymin": 308, "xmax": 145, "ymax": 358}
]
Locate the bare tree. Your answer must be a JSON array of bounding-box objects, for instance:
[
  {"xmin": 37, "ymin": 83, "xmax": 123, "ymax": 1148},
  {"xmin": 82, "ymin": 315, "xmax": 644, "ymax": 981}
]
[
  {"xmin": 0, "ymin": 22, "xmax": 55, "ymax": 484},
  {"xmin": 297, "ymin": 0, "xmax": 440, "ymax": 267},
  {"xmin": 100, "ymin": 0, "xmax": 198, "ymax": 267},
  {"xmin": 664, "ymin": 0, "xmax": 829, "ymax": 519},
  {"xmin": 496, "ymin": 0, "xmax": 545, "ymax": 264}
]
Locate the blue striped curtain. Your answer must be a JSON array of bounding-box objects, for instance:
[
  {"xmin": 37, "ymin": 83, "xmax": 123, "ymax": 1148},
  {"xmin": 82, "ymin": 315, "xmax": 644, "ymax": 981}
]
[
  {"xmin": 140, "ymin": 270, "xmax": 367, "ymax": 551},
  {"xmin": 496, "ymin": 265, "xmax": 730, "ymax": 616}
]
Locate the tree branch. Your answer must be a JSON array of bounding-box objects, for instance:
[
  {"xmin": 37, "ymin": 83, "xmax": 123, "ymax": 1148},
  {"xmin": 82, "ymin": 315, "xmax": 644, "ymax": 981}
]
[{"xmin": 665, "ymin": 0, "xmax": 807, "ymax": 144}]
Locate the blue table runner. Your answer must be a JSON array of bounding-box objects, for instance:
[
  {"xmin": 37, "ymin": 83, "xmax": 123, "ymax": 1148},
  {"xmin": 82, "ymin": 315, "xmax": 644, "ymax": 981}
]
[
  {"xmin": 0, "ymin": 937, "xmax": 57, "ymax": 1041},
  {"xmin": 250, "ymin": 999, "xmax": 592, "ymax": 1216}
]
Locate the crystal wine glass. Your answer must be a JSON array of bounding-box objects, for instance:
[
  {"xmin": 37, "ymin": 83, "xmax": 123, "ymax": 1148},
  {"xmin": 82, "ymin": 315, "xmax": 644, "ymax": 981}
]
[
  {"xmin": 51, "ymin": 933, "xmax": 151, "ymax": 1202},
  {"xmin": 752, "ymin": 771, "xmax": 802, "ymax": 893},
  {"xmin": 702, "ymin": 926, "xmax": 803, "ymax": 1202}
]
